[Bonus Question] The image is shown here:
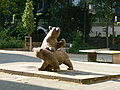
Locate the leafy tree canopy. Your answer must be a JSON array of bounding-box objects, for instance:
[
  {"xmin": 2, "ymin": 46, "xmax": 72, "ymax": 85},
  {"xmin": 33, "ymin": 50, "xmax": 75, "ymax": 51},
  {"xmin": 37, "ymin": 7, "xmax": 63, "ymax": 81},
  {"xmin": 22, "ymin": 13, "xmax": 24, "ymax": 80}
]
[{"xmin": 0, "ymin": 0, "xmax": 26, "ymax": 29}]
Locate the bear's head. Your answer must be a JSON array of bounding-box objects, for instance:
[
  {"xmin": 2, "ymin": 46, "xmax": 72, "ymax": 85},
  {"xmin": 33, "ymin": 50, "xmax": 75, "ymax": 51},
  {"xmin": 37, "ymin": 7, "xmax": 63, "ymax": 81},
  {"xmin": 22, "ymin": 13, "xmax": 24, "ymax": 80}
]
[
  {"xmin": 35, "ymin": 48, "xmax": 44, "ymax": 59},
  {"xmin": 35, "ymin": 48, "xmax": 52, "ymax": 60},
  {"xmin": 48, "ymin": 26, "xmax": 61, "ymax": 38},
  {"xmin": 32, "ymin": 47, "xmax": 43, "ymax": 59}
]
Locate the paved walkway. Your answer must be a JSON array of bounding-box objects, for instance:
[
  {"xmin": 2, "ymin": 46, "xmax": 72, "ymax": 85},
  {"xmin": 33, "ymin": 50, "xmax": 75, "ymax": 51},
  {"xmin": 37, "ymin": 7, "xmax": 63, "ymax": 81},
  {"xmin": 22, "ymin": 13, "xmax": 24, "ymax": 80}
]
[
  {"xmin": 1, "ymin": 72, "xmax": 120, "ymax": 90},
  {"xmin": 0, "ymin": 50, "xmax": 120, "ymax": 84}
]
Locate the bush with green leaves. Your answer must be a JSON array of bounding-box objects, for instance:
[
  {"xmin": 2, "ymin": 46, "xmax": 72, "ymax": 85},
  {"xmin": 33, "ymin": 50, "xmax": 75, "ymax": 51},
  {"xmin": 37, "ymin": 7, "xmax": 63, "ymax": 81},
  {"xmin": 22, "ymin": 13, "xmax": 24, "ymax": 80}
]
[
  {"xmin": 0, "ymin": 30, "xmax": 8, "ymax": 39},
  {"xmin": 0, "ymin": 38, "xmax": 24, "ymax": 49},
  {"xmin": 0, "ymin": 30, "xmax": 24, "ymax": 49},
  {"xmin": 8, "ymin": 22, "xmax": 28, "ymax": 39},
  {"xmin": 68, "ymin": 32, "xmax": 95, "ymax": 54}
]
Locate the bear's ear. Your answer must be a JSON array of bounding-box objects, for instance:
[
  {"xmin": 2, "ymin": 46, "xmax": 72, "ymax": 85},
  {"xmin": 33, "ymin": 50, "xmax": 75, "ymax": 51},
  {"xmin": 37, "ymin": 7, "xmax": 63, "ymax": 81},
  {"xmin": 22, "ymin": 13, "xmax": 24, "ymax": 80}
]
[
  {"xmin": 49, "ymin": 26, "xmax": 52, "ymax": 30},
  {"xmin": 38, "ymin": 48, "xmax": 43, "ymax": 52},
  {"xmin": 40, "ymin": 49, "xmax": 43, "ymax": 51}
]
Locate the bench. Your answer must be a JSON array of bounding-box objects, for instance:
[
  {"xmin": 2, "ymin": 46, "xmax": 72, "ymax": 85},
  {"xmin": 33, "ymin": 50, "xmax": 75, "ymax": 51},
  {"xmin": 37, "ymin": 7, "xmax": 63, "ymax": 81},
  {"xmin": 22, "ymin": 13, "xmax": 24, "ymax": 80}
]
[{"xmin": 79, "ymin": 49, "xmax": 120, "ymax": 64}]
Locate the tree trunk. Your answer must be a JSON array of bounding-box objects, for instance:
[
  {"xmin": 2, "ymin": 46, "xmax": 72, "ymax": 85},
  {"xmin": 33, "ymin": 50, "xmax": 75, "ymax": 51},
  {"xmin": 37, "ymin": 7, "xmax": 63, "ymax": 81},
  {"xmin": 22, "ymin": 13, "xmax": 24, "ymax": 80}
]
[
  {"xmin": 112, "ymin": 16, "xmax": 115, "ymax": 48},
  {"xmin": 83, "ymin": 2, "xmax": 87, "ymax": 43},
  {"xmin": 106, "ymin": 22, "xmax": 109, "ymax": 48}
]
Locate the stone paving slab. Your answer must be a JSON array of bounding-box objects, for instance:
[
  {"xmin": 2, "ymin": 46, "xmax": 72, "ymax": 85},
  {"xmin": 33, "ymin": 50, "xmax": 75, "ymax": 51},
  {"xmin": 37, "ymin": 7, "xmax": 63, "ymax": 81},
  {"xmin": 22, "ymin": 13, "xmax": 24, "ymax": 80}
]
[
  {"xmin": 0, "ymin": 50, "xmax": 120, "ymax": 84},
  {"xmin": 1, "ymin": 61, "xmax": 120, "ymax": 84}
]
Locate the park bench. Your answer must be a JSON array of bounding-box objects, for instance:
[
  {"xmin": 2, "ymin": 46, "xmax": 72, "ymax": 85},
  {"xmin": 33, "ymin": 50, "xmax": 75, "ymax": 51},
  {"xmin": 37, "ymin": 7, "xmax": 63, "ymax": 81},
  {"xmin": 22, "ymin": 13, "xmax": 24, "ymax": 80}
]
[{"xmin": 79, "ymin": 49, "xmax": 120, "ymax": 64}]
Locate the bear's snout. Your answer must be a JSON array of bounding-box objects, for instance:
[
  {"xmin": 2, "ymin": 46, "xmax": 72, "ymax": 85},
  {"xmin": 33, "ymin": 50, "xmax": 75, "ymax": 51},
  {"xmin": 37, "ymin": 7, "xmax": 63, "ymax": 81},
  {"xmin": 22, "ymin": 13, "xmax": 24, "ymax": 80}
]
[{"xmin": 56, "ymin": 27, "xmax": 61, "ymax": 32}]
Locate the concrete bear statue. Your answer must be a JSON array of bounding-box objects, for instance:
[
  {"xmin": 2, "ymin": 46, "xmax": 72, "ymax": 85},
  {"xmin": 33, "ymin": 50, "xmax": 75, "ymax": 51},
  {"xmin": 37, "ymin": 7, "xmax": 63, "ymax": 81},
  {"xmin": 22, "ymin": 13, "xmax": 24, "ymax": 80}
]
[
  {"xmin": 40, "ymin": 26, "xmax": 66, "ymax": 51},
  {"xmin": 35, "ymin": 48, "xmax": 73, "ymax": 72}
]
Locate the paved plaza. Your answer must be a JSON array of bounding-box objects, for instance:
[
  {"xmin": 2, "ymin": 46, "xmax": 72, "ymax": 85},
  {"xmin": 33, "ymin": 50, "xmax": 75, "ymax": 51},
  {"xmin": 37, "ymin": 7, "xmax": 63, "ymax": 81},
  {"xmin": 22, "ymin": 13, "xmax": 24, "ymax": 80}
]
[{"xmin": 0, "ymin": 50, "xmax": 120, "ymax": 89}]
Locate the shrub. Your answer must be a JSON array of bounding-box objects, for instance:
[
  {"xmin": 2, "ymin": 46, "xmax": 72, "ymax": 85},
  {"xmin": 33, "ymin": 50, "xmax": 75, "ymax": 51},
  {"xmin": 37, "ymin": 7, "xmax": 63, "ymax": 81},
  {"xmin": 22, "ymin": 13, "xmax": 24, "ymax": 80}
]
[
  {"xmin": 0, "ymin": 38, "xmax": 24, "ymax": 49},
  {"xmin": 0, "ymin": 30, "xmax": 9, "ymax": 39},
  {"xmin": 9, "ymin": 23, "xmax": 27, "ymax": 39},
  {"xmin": 0, "ymin": 30, "xmax": 24, "ymax": 49},
  {"xmin": 68, "ymin": 32, "xmax": 95, "ymax": 54}
]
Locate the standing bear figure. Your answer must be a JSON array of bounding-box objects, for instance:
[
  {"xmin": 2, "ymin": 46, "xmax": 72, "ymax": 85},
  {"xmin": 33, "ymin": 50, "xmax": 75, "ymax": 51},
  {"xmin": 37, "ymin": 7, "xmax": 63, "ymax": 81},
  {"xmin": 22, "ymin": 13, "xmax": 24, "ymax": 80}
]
[{"xmin": 40, "ymin": 26, "xmax": 66, "ymax": 51}]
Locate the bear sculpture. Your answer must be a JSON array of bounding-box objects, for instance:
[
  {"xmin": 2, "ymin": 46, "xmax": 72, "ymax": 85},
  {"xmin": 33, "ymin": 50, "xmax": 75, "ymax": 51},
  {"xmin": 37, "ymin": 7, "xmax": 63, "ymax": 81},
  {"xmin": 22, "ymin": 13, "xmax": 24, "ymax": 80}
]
[
  {"xmin": 40, "ymin": 26, "xmax": 66, "ymax": 51},
  {"xmin": 36, "ymin": 48, "xmax": 73, "ymax": 72}
]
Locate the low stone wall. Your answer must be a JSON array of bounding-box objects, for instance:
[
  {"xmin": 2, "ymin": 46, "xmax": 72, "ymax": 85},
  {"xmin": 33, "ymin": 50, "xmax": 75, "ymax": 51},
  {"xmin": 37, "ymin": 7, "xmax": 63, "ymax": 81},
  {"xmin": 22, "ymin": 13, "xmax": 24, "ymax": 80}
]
[
  {"xmin": 32, "ymin": 42, "xmax": 42, "ymax": 47},
  {"xmin": 87, "ymin": 37, "xmax": 107, "ymax": 48},
  {"xmin": 87, "ymin": 37, "xmax": 120, "ymax": 50},
  {"xmin": 25, "ymin": 42, "xmax": 42, "ymax": 47}
]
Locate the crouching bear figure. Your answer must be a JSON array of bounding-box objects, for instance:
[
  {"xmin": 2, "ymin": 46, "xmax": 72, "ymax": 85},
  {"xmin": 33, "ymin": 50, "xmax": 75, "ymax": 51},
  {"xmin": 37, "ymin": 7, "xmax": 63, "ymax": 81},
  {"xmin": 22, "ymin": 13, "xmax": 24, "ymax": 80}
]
[{"xmin": 36, "ymin": 48, "xmax": 73, "ymax": 72}]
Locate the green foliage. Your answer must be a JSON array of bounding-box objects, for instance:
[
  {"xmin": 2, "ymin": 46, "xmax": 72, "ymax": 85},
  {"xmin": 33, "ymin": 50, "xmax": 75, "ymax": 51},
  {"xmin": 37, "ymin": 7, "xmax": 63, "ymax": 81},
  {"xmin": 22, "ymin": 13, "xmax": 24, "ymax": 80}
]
[
  {"xmin": 0, "ymin": 0, "xmax": 14, "ymax": 28},
  {"xmin": 0, "ymin": 0, "xmax": 26, "ymax": 29},
  {"xmin": 0, "ymin": 38, "xmax": 24, "ymax": 49},
  {"xmin": 90, "ymin": 0, "xmax": 120, "ymax": 23},
  {"xmin": 8, "ymin": 22, "xmax": 28, "ymax": 39},
  {"xmin": 46, "ymin": 4, "xmax": 92, "ymax": 42},
  {"xmin": 14, "ymin": 24, "xmax": 28, "ymax": 38},
  {"xmin": 0, "ymin": 30, "xmax": 8, "ymax": 39},
  {"xmin": 68, "ymin": 32, "xmax": 95, "ymax": 54},
  {"xmin": 0, "ymin": 30, "xmax": 24, "ymax": 49},
  {"xmin": 22, "ymin": 0, "xmax": 36, "ymax": 35}
]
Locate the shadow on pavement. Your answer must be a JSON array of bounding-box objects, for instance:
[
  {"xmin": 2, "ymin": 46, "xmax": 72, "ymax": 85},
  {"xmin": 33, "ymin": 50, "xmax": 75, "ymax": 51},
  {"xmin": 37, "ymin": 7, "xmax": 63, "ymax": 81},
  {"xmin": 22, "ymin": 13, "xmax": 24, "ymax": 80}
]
[
  {"xmin": 0, "ymin": 53, "xmax": 41, "ymax": 64},
  {"xmin": 57, "ymin": 70, "xmax": 106, "ymax": 76},
  {"xmin": 112, "ymin": 79, "xmax": 120, "ymax": 82},
  {"xmin": 0, "ymin": 80, "xmax": 58, "ymax": 90}
]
